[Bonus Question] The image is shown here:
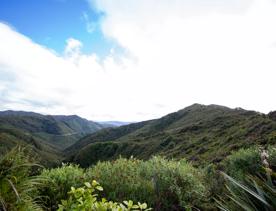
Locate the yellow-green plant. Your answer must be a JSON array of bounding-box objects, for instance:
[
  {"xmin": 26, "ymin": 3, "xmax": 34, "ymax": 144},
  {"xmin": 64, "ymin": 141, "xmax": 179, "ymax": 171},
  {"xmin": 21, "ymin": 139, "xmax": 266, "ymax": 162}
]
[
  {"xmin": 39, "ymin": 163, "xmax": 85, "ymax": 209},
  {"xmin": 58, "ymin": 180, "xmax": 151, "ymax": 211}
]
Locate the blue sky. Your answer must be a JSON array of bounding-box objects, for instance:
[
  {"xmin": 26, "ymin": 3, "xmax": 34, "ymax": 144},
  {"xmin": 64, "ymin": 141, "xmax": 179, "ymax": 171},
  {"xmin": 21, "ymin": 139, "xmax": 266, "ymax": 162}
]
[
  {"xmin": 0, "ymin": 0, "xmax": 113, "ymax": 57},
  {"xmin": 0, "ymin": 0, "xmax": 275, "ymax": 121}
]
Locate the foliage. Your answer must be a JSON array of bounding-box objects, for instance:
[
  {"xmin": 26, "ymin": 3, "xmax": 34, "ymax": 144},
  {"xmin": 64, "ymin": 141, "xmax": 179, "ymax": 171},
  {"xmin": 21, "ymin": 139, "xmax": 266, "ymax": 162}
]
[
  {"xmin": 222, "ymin": 147, "xmax": 263, "ymax": 180},
  {"xmin": 222, "ymin": 146, "xmax": 276, "ymax": 181},
  {"xmin": 0, "ymin": 146, "xmax": 44, "ymax": 210},
  {"xmin": 86, "ymin": 157, "xmax": 155, "ymax": 207},
  {"xmin": 141, "ymin": 156, "xmax": 207, "ymax": 210},
  {"xmin": 86, "ymin": 156, "xmax": 207, "ymax": 210},
  {"xmin": 58, "ymin": 180, "xmax": 151, "ymax": 211},
  {"xmin": 216, "ymin": 172, "xmax": 276, "ymax": 211},
  {"xmin": 67, "ymin": 104, "xmax": 276, "ymax": 167},
  {"xmin": 268, "ymin": 146, "xmax": 276, "ymax": 172},
  {"xmin": 39, "ymin": 163, "xmax": 85, "ymax": 210}
]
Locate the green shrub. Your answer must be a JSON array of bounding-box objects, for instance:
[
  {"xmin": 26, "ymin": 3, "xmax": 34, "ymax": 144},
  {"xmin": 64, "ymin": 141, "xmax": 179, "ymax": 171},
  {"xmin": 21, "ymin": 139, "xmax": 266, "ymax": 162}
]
[
  {"xmin": 140, "ymin": 156, "xmax": 207, "ymax": 210},
  {"xmin": 86, "ymin": 156, "xmax": 207, "ymax": 210},
  {"xmin": 86, "ymin": 157, "xmax": 155, "ymax": 207},
  {"xmin": 201, "ymin": 164, "xmax": 225, "ymax": 209},
  {"xmin": 222, "ymin": 147, "xmax": 263, "ymax": 180},
  {"xmin": 268, "ymin": 146, "xmax": 276, "ymax": 172},
  {"xmin": 39, "ymin": 163, "xmax": 85, "ymax": 210},
  {"xmin": 58, "ymin": 180, "xmax": 151, "ymax": 211},
  {"xmin": 223, "ymin": 146, "xmax": 276, "ymax": 181},
  {"xmin": 0, "ymin": 146, "xmax": 44, "ymax": 210}
]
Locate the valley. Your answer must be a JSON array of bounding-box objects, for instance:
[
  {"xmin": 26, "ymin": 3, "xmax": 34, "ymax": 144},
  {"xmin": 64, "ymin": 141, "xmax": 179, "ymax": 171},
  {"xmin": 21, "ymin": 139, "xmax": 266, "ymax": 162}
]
[{"xmin": 1, "ymin": 104, "xmax": 275, "ymax": 167}]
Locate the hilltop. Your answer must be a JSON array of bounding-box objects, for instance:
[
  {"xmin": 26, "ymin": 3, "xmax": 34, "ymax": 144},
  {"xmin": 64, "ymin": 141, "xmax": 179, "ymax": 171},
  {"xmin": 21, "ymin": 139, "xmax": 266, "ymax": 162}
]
[{"xmin": 66, "ymin": 104, "xmax": 276, "ymax": 167}]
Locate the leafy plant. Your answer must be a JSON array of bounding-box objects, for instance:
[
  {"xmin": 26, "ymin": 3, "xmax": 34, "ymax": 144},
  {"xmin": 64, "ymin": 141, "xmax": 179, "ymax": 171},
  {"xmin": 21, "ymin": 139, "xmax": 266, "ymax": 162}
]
[
  {"xmin": 216, "ymin": 172, "xmax": 276, "ymax": 211},
  {"xmin": 222, "ymin": 147, "xmax": 263, "ymax": 180},
  {"xmin": 86, "ymin": 157, "xmax": 155, "ymax": 206},
  {"xmin": 140, "ymin": 156, "xmax": 207, "ymax": 210},
  {"xmin": 86, "ymin": 156, "xmax": 207, "ymax": 210},
  {"xmin": 39, "ymin": 163, "xmax": 85, "ymax": 210},
  {"xmin": 58, "ymin": 180, "xmax": 151, "ymax": 211},
  {"xmin": 0, "ymin": 146, "xmax": 44, "ymax": 210}
]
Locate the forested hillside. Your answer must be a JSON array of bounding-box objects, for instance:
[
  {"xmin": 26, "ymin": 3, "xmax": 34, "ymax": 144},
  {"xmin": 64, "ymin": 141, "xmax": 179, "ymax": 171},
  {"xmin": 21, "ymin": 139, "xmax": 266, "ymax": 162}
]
[
  {"xmin": 66, "ymin": 104, "xmax": 276, "ymax": 167},
  {"xmin": 0, "ymin": 111, "xmax": 109, "ymax": 165}
]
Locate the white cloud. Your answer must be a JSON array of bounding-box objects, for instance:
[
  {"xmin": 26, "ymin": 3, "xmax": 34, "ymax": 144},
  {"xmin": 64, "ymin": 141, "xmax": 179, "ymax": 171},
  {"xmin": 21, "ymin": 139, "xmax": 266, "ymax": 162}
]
[
  {"xmin": 0, "ymin": 0, "xmax": 276, "ymax": 121},
  {"xmin": 92, "ymin": 0, "xmax": 276, "ymax": 114},
  {"xmin": 64, "ymin": 38, "xmax": 83, "ymax": 56}
]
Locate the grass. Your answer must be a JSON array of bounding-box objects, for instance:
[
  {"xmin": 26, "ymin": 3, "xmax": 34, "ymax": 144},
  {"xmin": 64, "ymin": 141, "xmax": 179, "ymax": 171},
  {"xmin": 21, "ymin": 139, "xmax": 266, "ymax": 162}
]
[{"xmin": 0, "ymin": 146, "xmax": 45, "ymax": 210}]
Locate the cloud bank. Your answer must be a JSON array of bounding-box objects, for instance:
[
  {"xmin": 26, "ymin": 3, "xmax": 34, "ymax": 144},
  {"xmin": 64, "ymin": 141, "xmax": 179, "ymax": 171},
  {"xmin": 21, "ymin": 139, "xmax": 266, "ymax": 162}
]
[{"xmin": 0, "ymin": 0, "xmax": 276, "ymax": 121}]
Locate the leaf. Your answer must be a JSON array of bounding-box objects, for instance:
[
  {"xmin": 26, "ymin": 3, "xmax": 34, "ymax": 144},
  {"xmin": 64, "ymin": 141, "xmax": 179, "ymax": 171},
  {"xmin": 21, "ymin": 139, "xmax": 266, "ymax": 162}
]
[
  {"xmin": 84, "ymin": 182, "xmax": 91, "ymax": 188},
  {"xmin": 96, "ymin": 186, "xmax": 103, "ymax": 191},
  {"xmin": 222, "ymin": 172, "xmax": 271, "ymax": 206}
]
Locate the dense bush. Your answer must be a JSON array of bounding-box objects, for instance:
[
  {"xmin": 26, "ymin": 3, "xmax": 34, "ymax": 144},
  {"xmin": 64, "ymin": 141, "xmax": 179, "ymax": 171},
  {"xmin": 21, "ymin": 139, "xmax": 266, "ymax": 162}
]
[
  {"xmin": 0, "ymin": 146, "xmax": 44, "ymax": 210},
  {"xmin": 86, "ymin": 156, "xmax": 207, "ymax": 210},
  {"xmin": 268, "ymin": 146, "xmax": 276, "ymax": 172},
  {"xmin": 58, "ymin": 180, "xmax": 151, "ymax": 211},
  {"xmin": 86, "ymin": 157, "xmax": 155, "ymax": 207},
  {"xmin": 39, "ymin": 163, "xmax": 85, "ymax": 210},
  {"xmin": 222, "ymin": 146, "xmax": 276, "ymax": 180},
  {"xmin": 222, "ymin": 147, "xmax": 263, "ymax": 180},
  {"xmin": 141, "ymin": 156, "xmax": 207, "ymax": 210}
]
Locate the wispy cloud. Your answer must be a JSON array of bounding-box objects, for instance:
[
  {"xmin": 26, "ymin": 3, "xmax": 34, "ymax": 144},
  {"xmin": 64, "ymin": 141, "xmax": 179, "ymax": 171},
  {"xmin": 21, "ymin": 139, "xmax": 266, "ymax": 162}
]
[{"xmin": 82, "ymin": 12, "xmax": 97, "ymax": 33}]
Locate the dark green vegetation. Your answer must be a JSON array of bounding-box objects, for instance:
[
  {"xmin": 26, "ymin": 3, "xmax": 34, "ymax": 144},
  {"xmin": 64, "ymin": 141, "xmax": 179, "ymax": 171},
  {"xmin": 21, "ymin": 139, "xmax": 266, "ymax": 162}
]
[
  {"xmin": 0, "ymin": 111, "xmax": 110, "ymax": 166},
  {"xmin": 0, "ymin": 104, "xmax": 275, "ymax": 210},
  {"xmin": 2, "ymin": 146, "xmax": 274, "ymax": 210},
  {"xmin": 216, "ymin": 172, "xmax": 276, "ymax": 211},
  {"xmin": 58, "ymin": 180, "xmax": 151, "ymax": 211},
  {"xmin": 66, "ymin": 104, "xmax": 276, "ymax": 167},
  {"xmin": 0, "ymin": 147, "xmax": 44, "ymax": 210}
]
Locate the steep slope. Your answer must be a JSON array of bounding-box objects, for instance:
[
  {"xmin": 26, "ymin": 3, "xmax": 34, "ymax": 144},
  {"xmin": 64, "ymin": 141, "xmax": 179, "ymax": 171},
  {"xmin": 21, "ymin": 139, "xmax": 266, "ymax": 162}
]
[
  {"xmin": 0, "ymin": 111, "xmax": 112, "ymax": 166},
  {"xmin": 67, "ymin": 104, "xmax": 276, "ymax": 167},
  {"xmin": 0, "ymin": 127, "xmax": 62, "ymax": 166},
  {"xmin": 0, "ymin": 111, "xmax": 106, "ymax": 149}
]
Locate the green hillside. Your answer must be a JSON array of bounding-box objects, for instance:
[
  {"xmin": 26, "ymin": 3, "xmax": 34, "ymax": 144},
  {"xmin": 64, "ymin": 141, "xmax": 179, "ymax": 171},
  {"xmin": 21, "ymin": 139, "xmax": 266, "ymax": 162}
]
[
  {"xmin": 0, "ymin": 111, "xmax": 109, "ymax": 165},
  {"xmin": 66, "ymin": 104, "xmax": 276, "ymax": 167},
  {"xmin": 0, "ymin": 111, "xmax": 106, "ymax": 149},
  {"xmin": 0, "ymin": 127, "xmax": 62, "ymax": 166}
]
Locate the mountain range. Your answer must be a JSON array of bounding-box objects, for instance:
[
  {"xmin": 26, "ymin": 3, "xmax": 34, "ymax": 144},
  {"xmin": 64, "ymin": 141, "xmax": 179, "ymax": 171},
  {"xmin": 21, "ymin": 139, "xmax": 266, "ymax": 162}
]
[
  {"xmin": 0, "ymin": 110, "xmax": 111, "ymax": 166},
  {"xmin": 0, "ymin": 104, "xmax": 275, "ymax": 167}
]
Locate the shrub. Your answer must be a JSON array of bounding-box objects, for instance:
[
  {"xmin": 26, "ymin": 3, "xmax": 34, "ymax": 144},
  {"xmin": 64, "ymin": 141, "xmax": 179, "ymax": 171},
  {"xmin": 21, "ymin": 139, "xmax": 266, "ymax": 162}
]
[
  {"xmin": 222, "ymin": 147, "xmax": 263, "ymax": 180},
  {"xmin": 86, "ymin": 156, "xmax": 207, "ymax": 210},
  {"xmin": 58, "ymin": 180, "xmax": 151, "ymax": 211},
  {"xmin": 268, "ymin": 146, "xmax": 276, "ymax": 172},
  {"xmin": 86, "ymin": 157, "xmax": 155, "ymax": 207},
  {"xmin": 0, "ymin": 146, "xmax": 44, "ymax": 210},
  {"xmin": 39, "ymin": 163, "xmax": 85, "ymax": 210},
  {"xmin": 140, "ymin": 156, "xmax": 207, "ymax": 210},
  {"xmin": 202, "ymin": 164, "xmax": 225, "ymax": 209},
  {"xmin": 222, "ymin": 146, "xmax": 276, "ymax": 181}
]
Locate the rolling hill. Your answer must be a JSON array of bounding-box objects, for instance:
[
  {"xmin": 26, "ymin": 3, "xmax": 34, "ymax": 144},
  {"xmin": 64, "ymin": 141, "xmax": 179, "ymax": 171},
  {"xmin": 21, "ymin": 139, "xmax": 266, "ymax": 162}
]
[
  {"xmin": 0, "ymin": 111, "xmax": 111, "ymax": 165},
  {"xmin": 0, "ymin": 110, "xmax": 107, "ymax": 149},
  {"xmin": 66, "ymin": 104, "xmax": 276, "ymax": 167}
]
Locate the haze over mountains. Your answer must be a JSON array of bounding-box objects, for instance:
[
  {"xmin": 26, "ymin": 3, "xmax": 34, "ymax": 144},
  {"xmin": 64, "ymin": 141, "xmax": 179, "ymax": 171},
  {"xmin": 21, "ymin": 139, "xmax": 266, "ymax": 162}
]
[{"xmin": 0, "ymin": 104, "xmax": 275, "ymax": 167}]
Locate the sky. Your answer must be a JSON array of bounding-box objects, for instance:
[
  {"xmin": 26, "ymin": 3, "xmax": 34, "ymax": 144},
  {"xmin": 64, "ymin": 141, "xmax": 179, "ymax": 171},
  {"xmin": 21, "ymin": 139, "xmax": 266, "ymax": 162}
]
[{"xmin": 0, "ymin": 0, "xmax": 275, "ymax": 121}]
